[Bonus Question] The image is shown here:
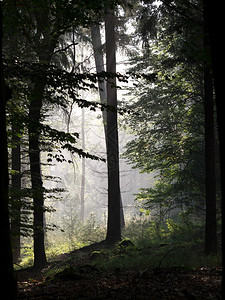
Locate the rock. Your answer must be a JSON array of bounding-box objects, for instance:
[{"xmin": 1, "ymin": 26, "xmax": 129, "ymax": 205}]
[
  {"xmin": 114, "ymin": 239, "xmax": 136, "ymax": 254},
  {"xmin": 118, "ymin": 239, "xmax": 135, "ymax": 248}
]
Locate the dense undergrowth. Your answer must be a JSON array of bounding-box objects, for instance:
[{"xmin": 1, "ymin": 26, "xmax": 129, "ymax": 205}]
[
  {"xmin": 16, "ymin": 214, "xmax": 222, "ymax": 299},
  {"xmin": 17, "ymin": 214, "xmax": 221, "ymax": 272}
]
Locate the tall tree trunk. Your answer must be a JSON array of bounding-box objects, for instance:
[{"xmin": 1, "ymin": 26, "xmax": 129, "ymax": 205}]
[
  {"xmin": 204, "ymin": 65, "xmax": 217, "ymax": 255},
  {"xmin": 0, "ymin": 3, "xmax": 17, "ymax": 297},
  {"xmin": 80, "ymin": 108, "xmax": 85, "ymax": 220},
  {"xmin": 203, "ymin": 0, "xmax": 223, "ymax": 293},
  {"xmin": 203, "ymin": 2, "xmax": 217, "ymax": 255},
  {"xmin": 28, "ymin": 80, "xmax": 47, "ymax": 268},
  {"xmin": 91, "ymin": 25, "xmax": 107, "ymax": 130},
  {"xmin": 105, "ymin": 11, "xmax": 121, "ymax": 243},
  {"xmin": 91, "ymin": 24, "xmax": 125, "ymax": 228},
  {"xmin": 11, "ymin": 126, "xmax": 21, "ymax": 263},
  {"xmin": 8, "ymin": 4, "xmax": 21, "ymax": 264},
  {"xmin": 27, "ymin": 13, "xmax": 56, "ymax": 267}
]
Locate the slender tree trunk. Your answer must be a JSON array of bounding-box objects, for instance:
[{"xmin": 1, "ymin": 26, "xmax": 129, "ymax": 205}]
[
  {"xmin": 9, "ymin": 24, "xmax": 22, "ymax": 264},
  {"xmin": 203, "ymin": 3, "xmax": 217, "ymax": 255},
  {"xmin": 7, "ymin": 0, "xmax": 22, "ymax": 263},
  {"xmin": 28, "ymin": 80, "xmax": 47, "ymax": 268},
  {"xmin": 11, "ymin": 128, "xmax": 21, "ymax": 263},
  {"xmin": 0, "ymin": 3, "xmax": 17, "ymax": 297},
  {"xmin": 204, "ymin": 65, "xmax": 217, "ymax": 255},
  {"xmin": 27, "ymin": 15, "xmax": 56, "ymax": 267},
  {"xmin": 91, "ymin": 25, "xmax": 107, "ymax": 130},
  {"xmin": 91, "ymin": 24, "xmax": 125, "ymax": 228},
  {"xmin": 80, "ymin": 108, "xmax": 85, "ymax": 220},
  {"xmin": 105, "ymin": 11, "xmax": 121, "ymax": 243}
]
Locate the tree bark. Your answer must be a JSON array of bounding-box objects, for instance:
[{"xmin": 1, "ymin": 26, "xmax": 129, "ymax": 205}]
[
  {"xmin": 204, "ymin": 64, "xmax": 217, "ymax": 255},
  {"xmin": 203, "ymin": 0, "xmax": 217, "ymax": 256},
  {"xmin": 28, "ymin": 80, "xmax": 47, "ymax": 268},
  {"xmin": 8, "ymin": 9, "xmax": 22, "ymax": 264},
  {"xmin": 105, "ymin": 11, "xmax": 121, "ymax": 243},
  {"xmin": 11, "ymin": 126, "xmax": 21, "ymax": 263},
  {"xmin": 26, "ymin": 4, "xmax": 57, "ymax": 267},
  {"xmin": 91, "ymin": 24, "xmax": 125, "ymax": 229},
  {"xmin": 80, "ymin": 108, "xmax": 85, "ymax": 220},
  {"xmin": 0, "ymin": 2, "xmax": 17, "ymax": 297},
  {"xmin": 203, "ymin": 0, "xmax": 223, "ymax": 294},
  {"xmin": 91, "ymin": 25, "xmax": 107, "ymax": 129}
]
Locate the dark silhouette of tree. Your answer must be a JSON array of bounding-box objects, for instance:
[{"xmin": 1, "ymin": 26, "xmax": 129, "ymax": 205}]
[
  {"xmin": 91, "ymin": 23, "xmax": 125, "ymax": 229},
  {"xmin": 80, "ymin": 108, "xmax": 85, "ymax": 220},
  {"xmin": 105, "ymin": 10, "xmax": 121, "ymax": 243},
  {"xmin": 0, "ymin": 2, "xmax": 17, "ymax": 297},
  {"xmin": 27, "ymin": 5, "xmax": 57, "ymax": 267},
  {"xmin": 203, "ymin": 10, "xmax": 217, "ymax": 254},
  {"xmin": 203, "ymin": 0, "xmax": 224, "ymax": 294},
  {"xmin": 28, "ymin": 78, "xmax": 49, "ymax": 268},
  {"xmin": 11, "ymin": 117, "xmax": 22, "ymax": 263}
]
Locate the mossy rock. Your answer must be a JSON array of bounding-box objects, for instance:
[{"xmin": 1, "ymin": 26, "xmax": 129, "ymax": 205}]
[
  {"xmin": 118, "ymin": 239, "xmax": 135, "ymax": 248},
  {"xmin": 114, "ymin": 239, "xmax": 136, "ymax": 254}
]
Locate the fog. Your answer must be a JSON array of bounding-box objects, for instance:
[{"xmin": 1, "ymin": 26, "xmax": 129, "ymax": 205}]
[
  {"xmin": 43, "ymin": 95, "xmax": 155, "ymax": 232},
  {"xmin": 35, "ymin": 28, "xmax": 156, "ymax": 236}
]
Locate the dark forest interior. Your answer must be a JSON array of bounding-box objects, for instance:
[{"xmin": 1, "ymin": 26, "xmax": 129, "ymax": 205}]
[{"xmin": 0, "ymin": 0, "xmax": 223, "ymax": 299}]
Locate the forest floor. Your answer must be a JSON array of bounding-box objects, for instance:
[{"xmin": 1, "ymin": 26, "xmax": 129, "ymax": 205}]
[{"xmin": 17, "ymin": 241, "xmax": 222, "ymax": 299}]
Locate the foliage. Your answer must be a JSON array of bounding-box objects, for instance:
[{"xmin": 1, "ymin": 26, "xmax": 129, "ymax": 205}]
[
  {"xmin": 122, "ymin": 0, "xmax": 212, "ymax": 220},
  {"xmin": 92, "ymin": 216, "xmax": 220, "ymax": 271},
  {"xmin": 17, "ymin": 215, "xmax": 221, "ymax": 300},
  {"xmin": 18, "ymin": 214, "xmax": 106, "ymax": 268},
  {"xmin": 3, "ymin": 0, "xmax": 221, "ymax": 282},
  {"xmin": 3, "ymin": 0, "xmax": 120, "ymax": 250}
]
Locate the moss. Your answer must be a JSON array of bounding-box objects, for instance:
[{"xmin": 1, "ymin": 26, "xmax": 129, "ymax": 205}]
[
  {"xmin": 114, "ymin": 239, "xmax": 136, "ymax": 255},
  {"xmin": 118, "ymin": 239, "xmax": 135, "ymax": 248}
]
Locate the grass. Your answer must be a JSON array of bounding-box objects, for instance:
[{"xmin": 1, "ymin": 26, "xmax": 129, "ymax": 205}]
[
  {"xmin": 16, "ymin": 214, "xmax": 221, "ymax": 273},
  {"xmin": 90, "ymin": 216, "xmax": 221, "ymax": 272},
  {"xmin": 91, "ymin": 239, "xmax": 221, "ymax": 273},
  {"xmin": 16, "ymin": 215, "xmax": 222, "ymax": 300},
  {"xmin": 17, "ymin": 215, "xmax": 106, "ymax": 269}
]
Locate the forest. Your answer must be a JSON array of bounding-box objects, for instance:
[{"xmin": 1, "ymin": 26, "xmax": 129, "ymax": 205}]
[{"xmin": 0, "ymin": 0, "xmax": 223, "ymax": 299}]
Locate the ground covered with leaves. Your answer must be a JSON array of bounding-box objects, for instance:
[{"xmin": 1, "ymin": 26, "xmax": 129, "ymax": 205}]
[{"xmin": 17, "ymin": 241, "xmax": 221, "ymax": 299}]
